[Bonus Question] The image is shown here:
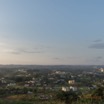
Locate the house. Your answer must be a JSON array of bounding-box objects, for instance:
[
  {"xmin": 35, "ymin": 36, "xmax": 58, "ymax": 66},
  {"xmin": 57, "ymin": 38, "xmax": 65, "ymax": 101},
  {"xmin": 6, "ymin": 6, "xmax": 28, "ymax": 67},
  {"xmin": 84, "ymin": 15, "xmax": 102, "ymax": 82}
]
[
  {"xmin": 24, "ymin": 84, "xmax": 29, "ymax": 87},
  {"xmin": 68, "ymin": 80, "xmax": 75, "ymax": 85},
  {"xmin": 62, "ymin": 87, "xmax": 70, "ymax": 92},
  {"xmin": 0, "ymin": 78, "xmax": 7, "ymax": 84},
  {"xmin": 70, "ymin": 86, "xmax": 77, "ymax": 91},
  {"xmin": 62, "ymin": 86, "xmax": 78, "ymax": 92},
  {"xmin": 7, "ymin": 83, "xmax": 16, "ymax": 86},
  {"xmin": 98, "ymin": 68, "xmax": 104, "ymax": 73}
]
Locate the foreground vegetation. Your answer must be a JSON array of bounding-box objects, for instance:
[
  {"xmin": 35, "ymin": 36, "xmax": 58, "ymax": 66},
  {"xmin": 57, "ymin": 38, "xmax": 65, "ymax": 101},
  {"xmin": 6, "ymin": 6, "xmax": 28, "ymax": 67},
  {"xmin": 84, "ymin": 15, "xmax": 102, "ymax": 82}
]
[
  {"xmin": 0, "ymin": 86, "xmax": 103, "ymax": 104},
  {"xmin": 0, "ymin": 99, "xmax": 104, "ymax": 104}
]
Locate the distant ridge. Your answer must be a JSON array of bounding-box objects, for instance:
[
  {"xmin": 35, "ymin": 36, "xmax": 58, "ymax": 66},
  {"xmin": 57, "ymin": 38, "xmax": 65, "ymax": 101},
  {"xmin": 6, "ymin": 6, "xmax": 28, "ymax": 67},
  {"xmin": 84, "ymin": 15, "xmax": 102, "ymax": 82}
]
[{"xmin": 0, "ymin": 64, "xmax": 104, "ymax": 70}]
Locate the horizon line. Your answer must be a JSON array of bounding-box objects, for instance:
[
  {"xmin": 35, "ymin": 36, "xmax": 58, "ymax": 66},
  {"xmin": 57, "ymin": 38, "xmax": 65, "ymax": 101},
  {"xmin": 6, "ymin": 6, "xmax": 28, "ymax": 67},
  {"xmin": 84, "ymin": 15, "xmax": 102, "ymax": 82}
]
[{"xmin": 0, "ymin": 64, "xmax": 103, "ymax": 66}]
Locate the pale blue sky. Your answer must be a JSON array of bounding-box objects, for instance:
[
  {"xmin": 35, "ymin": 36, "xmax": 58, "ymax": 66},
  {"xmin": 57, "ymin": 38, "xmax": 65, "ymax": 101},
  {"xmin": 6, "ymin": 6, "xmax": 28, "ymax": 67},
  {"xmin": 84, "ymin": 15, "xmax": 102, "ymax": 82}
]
[{"xmin": 0, "ymin": 0, "xmax": 104, "ymax": 65}]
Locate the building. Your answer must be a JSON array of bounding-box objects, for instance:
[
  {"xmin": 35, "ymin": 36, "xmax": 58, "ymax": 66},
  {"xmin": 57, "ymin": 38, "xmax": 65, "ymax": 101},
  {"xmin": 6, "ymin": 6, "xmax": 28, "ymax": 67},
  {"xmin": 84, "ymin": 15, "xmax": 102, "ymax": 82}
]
[
  {"xmin": 68, "ymin": 80, "xmax": 75, "ymax": 85},
  {"xmin": 98, "ymin": 68, "xmax": 104, "ymax": 73},
  {"xmin": 62, "ymin": 86, "xmax": 78, "ymax": 92},
  {"xmin": 62, "ymin": 87, "xmax": 70, "ymax": 92},
  {"xmin": 70, "ymin": 86, "xmax": 77, "ymax": 91}
]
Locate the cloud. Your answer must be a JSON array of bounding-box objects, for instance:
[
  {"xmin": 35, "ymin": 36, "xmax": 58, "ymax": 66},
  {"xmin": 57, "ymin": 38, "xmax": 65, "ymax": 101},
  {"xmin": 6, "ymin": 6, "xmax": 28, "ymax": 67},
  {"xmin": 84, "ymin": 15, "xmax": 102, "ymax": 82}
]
[
  {"xmin": 0, "ymin": 42, "xmax": 49, "ymax": 55},
  {"xmin": 87, "ymin": 56, "xmax": 103, "ymax": 63},
  {"xmin": 91, "ymin": 56, "xmax": 103, "ymax": 63},
  {"xmin": 89, "ymin": 43, "xmax": 104, "ymax": 49},
  {"xmin": 95, "ymin": 56, "xmax": 103, "ymax": 62},
  {"xmin": 4, "ymin": 48, "xmax": 43, "ymax": 55},
  {"xmin": 93, "ymin": 39, "xmax": 102, "ymax": 43},
  {"xmin": 52, "ymin": 57, "xmax": 66, "ymax": 62},
  {"xmin": 67, "ymin": 56, "xmax": 79, "ymax": 59},
  {"xmin": 53, "ymin": 56, "xmax": 79, "ymax": 61},
  {"xmin": 18, "ymin": 49, "xmax": 42, "ymax": 54},
  {"xmin": 53, "ymin": 58, "xmax": 62, "ymax": 60},
  {"xmin": 34, "ymin": 45, "xmax": 51, "ymax": 51},
  {"xmin": 10, "ymin": 51, "xmax": 21, "ymax": 55}
]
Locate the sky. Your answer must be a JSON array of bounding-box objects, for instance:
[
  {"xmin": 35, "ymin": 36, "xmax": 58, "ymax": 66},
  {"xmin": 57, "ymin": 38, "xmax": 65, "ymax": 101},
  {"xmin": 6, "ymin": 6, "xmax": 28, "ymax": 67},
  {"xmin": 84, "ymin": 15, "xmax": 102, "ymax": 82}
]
[{"xmin": 0, "ymin": 0, "xmax": 104, "ymax": 65}]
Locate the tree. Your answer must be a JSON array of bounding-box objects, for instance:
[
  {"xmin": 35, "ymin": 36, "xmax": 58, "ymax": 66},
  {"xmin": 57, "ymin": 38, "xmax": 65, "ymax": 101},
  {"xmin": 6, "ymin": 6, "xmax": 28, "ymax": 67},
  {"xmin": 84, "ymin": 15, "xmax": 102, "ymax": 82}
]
[
  {"xmin": 56, "ymin": 90, "xmax": 79, "ymax": 104},
  {"xmin": 92, "ymin": 86, "xmax": 104, "ymax": 99}
]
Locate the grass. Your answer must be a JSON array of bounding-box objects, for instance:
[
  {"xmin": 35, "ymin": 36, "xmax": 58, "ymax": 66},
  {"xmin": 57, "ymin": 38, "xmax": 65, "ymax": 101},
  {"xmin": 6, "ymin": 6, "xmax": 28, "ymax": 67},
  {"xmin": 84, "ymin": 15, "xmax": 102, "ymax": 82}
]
[{"xmin": 0, "ymin": 99, "xmax": 104, "ymax": 104}]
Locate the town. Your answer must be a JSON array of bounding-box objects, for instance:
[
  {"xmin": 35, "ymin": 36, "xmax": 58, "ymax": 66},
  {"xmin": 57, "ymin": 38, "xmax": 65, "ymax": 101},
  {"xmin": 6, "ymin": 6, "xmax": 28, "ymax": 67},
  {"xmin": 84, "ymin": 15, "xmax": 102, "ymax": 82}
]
[{"xmin": 0, "ymin": 65, "xmax": 104, "ymax": 104}]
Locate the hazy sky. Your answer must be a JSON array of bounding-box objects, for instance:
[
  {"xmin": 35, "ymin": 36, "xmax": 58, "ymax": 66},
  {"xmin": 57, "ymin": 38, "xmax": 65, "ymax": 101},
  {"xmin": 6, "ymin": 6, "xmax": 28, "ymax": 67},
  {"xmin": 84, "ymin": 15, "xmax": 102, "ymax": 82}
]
[{"xmin": 0, "ymin": 0, "xmax": 104, "ymax": 65}]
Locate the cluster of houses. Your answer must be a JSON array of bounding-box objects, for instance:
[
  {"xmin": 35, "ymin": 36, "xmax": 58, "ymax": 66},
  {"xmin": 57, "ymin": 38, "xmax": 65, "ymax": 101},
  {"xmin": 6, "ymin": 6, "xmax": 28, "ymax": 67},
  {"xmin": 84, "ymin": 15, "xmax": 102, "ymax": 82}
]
[
  {"xmin": 62, "ymin": 80, "xmax": 77, "ymax": 92},
  {"xmin": 98, "ymin": 68, "xmax": 104, "ymax": 73},
  {"xmin": 0, "ymin": 68, "xmax": 103, "ymax": 97}
]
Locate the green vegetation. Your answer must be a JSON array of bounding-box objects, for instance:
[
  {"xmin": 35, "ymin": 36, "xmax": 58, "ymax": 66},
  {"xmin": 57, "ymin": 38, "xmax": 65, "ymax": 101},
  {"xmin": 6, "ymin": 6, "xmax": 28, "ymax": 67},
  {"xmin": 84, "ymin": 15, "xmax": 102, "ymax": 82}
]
[
  {"xmin": 0, "ymin": 100, "xmax": 32, "ymax": 104},
  {"xmin": 0, "ymin": 66, "xmax": 104, "ymax": 104},
  {"xmin": 0, "ymin": 99, "xmax": 104, "ymax": 104},
  {"xmin": 56, "ymin": 90, "xmax": 79, "ymax": 104}
]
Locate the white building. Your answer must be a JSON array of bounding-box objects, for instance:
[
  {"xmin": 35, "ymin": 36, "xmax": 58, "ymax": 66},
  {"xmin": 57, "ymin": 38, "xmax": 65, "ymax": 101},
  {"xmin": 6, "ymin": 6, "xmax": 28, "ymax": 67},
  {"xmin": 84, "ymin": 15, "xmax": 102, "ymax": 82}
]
[
  {"xmin": 70, "ymin": 86, "xmax": 77, "ymax": 91},
  {"xmin": 62, "ymin": 87, "xmax": 70, "ymax": 92},
  {"xmin": 7, "ymin": 83, "xmax": 16, "ymax": 86},
  {"xmin": 62, "ymin": 86, "xmax": 78, "ymax": 92},
  {"xmin": 99, "ymin": 68, "xmax": 104, "ymax": 73},
  {"xmin": 68, "ymin": 80, "xmax": 75, "ymax": 85}
]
